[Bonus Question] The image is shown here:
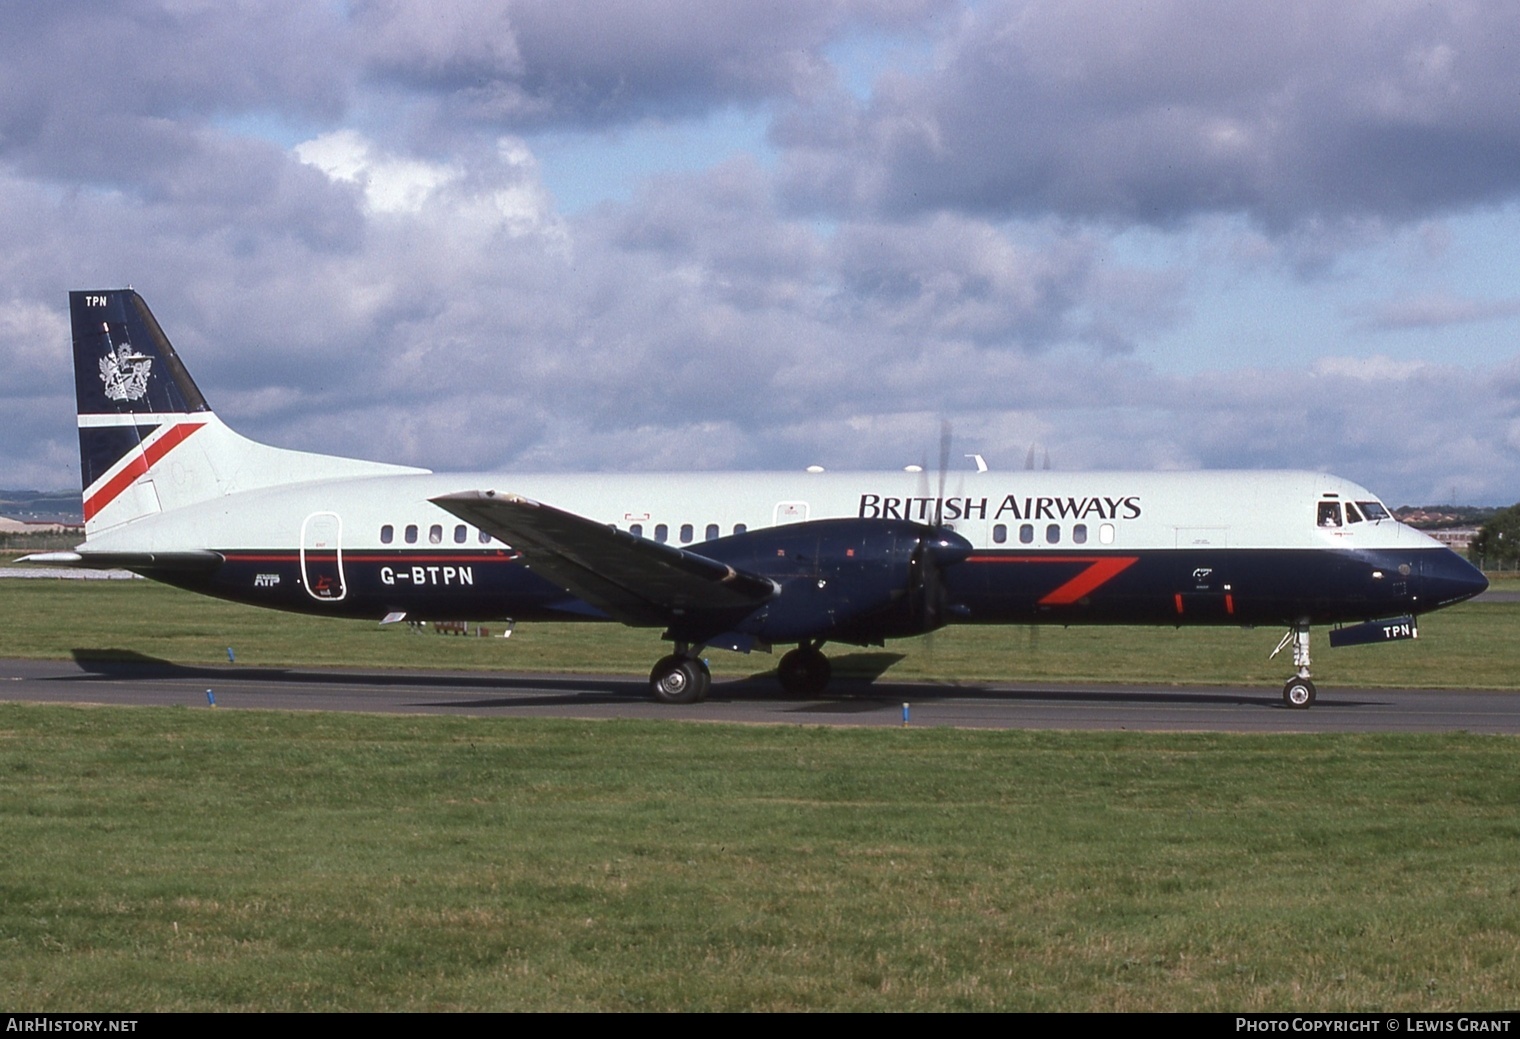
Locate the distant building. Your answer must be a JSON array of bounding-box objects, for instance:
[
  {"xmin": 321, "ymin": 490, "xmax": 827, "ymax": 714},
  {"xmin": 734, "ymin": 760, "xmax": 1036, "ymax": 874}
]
[
  {"xmin": 0, "ymin": 516, "xmax": 80, "ymax": 535},
  {"xmin": 1428, "ymin": 527, "xmax": 1479, "ymax": 554}
]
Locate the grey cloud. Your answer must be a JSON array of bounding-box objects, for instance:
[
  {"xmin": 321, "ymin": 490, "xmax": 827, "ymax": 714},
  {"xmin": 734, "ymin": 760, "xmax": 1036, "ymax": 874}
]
[
  {"xmin": 0, "ymin": 1, "xmax": 949, "ymax": 180},
  {"xmin": 4, "ymin": 182, "xmax": 1513, "ymax": 508},
  {"xmin": 0, "ymin": 1, "xmax": 1513, "ymax": 511},
  {"xmin": 605, "ymin": 162, "xmax": 1174, "ymax": 366},
  {"xmin": 1350, "ymin": 292, "xmax": 1520, "ymax": 331},
  {"xmin": 0, "ymin": 2, "xmax": 348, "ymax": 185},
  {"xmin": 978, "ymin": 360, "xmax": 1519, "ymax": 505},
  {"xmin": 354, "ymin": 0, "xmax": 950, "ymax": 130},
  {"xmin": 778, "ymin": 0, "xmax": 1520, "ymax": 228},
  {"xmin": 0, "ymin": 139, "xmax": 1183, "ymax": 489},
  {"xmin": 610, "ymin": 159, "xmax": 825, "ymax": 294},
  {"xmin": 827, "ymin": 218, "xmax": 1179, "ymax": 350}
]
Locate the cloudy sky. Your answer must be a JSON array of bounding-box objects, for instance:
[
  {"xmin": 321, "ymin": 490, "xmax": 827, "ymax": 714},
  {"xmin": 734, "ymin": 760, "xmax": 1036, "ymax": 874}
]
[{"xmin": 3, "ymin": 0, "xmax": 1520, "ymax": 506}]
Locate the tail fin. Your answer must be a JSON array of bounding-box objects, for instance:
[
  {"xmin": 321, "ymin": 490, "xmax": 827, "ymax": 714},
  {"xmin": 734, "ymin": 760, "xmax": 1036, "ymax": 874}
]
[{"xmin": 71, "ymin": 290, "xmax": 425, "ymax": 537}]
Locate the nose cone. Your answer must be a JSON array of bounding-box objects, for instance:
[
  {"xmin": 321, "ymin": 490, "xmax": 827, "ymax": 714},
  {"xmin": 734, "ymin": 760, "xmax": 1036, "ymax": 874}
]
[{"xmin": 1423, "ymin": 551, "xmax": 1489, "ymax": 608}]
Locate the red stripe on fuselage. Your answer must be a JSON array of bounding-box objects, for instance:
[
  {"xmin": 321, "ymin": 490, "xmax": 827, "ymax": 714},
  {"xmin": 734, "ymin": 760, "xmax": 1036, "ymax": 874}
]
[
  {"xmin": 82, "ymin": 422, "xmax": 206, "ymax": 521},
  {"xmin": 221, "ymin": 551, "xmax": 520, "ymax": 563},
  {"xmin": 966, "ymin": 554, "xmax": 1140, "ymax": 605}
]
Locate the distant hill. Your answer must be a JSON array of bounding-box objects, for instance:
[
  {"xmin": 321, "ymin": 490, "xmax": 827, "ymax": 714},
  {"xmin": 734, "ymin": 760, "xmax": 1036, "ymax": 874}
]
[
  {"xmin": 0, "ymin": 489, "xmax": 83, "ymax": 525},
  {"xmin": 1393, "ymin": 505, "xmax": 1498, "ymax": 530}
]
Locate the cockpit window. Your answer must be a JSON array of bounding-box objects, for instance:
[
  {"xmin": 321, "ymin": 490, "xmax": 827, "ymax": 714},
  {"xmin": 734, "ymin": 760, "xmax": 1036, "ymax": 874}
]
[
  {"xmin": 1357, "ymin": 501, "xmax": 1390, "ymax": 521},
  {"xmin": 1344, "ymin": 502, "xmax": 1365, "ymax": 524},
  {"xmin": 1317, "ymin": 501, "xmax": 1342, "ymax": 528}
]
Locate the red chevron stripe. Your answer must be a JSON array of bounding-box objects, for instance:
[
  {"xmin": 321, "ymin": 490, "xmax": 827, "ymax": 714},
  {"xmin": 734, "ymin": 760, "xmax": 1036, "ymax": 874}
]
[
  {"xmin": 83, "ymin": 422, "xmax": 205, "ymax": 521},
  {"xmin": 966, "ymin": 554, "xmax": 1140, "ymax": 605}
]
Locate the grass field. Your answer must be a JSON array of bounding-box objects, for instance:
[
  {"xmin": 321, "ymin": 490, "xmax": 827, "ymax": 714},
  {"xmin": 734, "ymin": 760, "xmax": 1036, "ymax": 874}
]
[
  {"xmin": 1, "ymin": 577, "xmax": 1518, "ymax": 1011},
  {"xmin": 4, "ymin": 706, "xmax": 1519, "ymax": 1011}
]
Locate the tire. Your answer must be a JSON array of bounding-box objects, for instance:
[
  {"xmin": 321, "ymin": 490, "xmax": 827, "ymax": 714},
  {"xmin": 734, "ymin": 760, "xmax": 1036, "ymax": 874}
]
[
  {"xmin": 1282, "ymin": 677, "xmax": 1317, "ymax": 709},
  {"xmin": 651, "ymin": 655, "xmax": 705, "ymax": 705},
  {"xmin": 777, "ymin": 647, "xmax": 832, "ymax": 695},
  {"xmin": 650, "ymin": 654, "xmax": 681, "ymax": 688}
]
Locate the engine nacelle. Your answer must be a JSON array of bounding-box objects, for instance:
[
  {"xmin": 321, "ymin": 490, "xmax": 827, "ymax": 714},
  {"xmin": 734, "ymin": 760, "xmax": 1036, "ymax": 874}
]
[{"xmin": 697, "ymin": 517, "xmax": 971, "ymax": 644}]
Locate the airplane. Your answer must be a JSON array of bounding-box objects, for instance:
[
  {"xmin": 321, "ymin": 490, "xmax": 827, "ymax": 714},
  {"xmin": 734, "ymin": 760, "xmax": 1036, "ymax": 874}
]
[{"xmin": 22, "ymin": 289, "xmax": 1489, "ymax": 709}]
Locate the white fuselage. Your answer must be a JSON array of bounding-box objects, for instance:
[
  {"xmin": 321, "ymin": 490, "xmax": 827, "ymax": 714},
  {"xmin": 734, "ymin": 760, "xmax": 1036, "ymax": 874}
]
[{"xmin": 85, "ymin": 465, "xmax": 1439, "ymax": 557}]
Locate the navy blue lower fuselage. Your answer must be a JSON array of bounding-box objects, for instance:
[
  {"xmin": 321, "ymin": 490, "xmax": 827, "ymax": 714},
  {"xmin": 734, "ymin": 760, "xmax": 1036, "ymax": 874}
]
[{"xmin": 154, "ymin": 543, "xmax": 1486, "ymax": 635}]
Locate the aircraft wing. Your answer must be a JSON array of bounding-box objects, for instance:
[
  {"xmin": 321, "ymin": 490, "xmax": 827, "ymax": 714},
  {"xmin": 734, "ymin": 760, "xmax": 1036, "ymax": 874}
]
[{"xmin": 430, "ymin": 491, "xmax": 777, "ymax": 627}]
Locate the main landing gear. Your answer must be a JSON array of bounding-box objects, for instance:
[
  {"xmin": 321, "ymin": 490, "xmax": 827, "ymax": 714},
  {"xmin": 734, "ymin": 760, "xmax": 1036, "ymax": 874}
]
[
  {"xmin": 777, "ymin": 642, "xmax": 831, "ymax": 696},
  {"xmin": 649, "ymin": 645, "xmax": 710, "ymax": 705},
  {"xmin": 1271, "ymin": 622, "xmax": 1316, "ymax": 709},
  {"xmin": 647, "ymin": 641, "xmax": 835, "ymax": 703}
]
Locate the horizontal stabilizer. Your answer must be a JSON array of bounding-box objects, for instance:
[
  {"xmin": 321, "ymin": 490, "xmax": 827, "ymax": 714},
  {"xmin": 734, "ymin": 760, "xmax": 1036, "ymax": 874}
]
[
  {"xmin": 431, "ymin": 490, "xmax": 776, "ymax": 627},
  {"xmin": 18, "ymin": 550, "xmax": 223, "ymax": 572}
]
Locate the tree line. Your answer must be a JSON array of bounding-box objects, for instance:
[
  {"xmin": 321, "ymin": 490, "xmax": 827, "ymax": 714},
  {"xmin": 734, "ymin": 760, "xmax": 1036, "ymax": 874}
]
[{"xmin": 1470, "ymin": 504, "xmax": 1520, "ymax": 569}]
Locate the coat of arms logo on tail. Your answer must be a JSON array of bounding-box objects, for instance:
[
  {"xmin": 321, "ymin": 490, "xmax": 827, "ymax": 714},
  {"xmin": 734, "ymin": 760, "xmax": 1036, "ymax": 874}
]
[{"xmin": 99, "ymin": 342, "xmax": 152, "ymax": 402}]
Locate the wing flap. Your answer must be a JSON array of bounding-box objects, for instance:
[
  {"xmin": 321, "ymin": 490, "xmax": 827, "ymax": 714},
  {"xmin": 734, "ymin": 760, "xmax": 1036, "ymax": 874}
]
[{"xmin": 431, "ymin": 491, "xmax": 775, "ymax": 627}]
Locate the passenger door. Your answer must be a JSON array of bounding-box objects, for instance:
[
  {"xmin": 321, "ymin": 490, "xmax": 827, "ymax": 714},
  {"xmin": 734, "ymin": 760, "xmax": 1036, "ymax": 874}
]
[{"xmin": 300, "ymin": 511, "xmax": 347, "ymax": 602}]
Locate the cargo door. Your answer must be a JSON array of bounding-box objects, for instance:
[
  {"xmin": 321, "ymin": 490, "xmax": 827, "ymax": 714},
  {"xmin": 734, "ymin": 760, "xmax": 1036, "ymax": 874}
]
[{"xmin": 1173, "ymin": 528, "xmax": 1234, "ymax": 620}]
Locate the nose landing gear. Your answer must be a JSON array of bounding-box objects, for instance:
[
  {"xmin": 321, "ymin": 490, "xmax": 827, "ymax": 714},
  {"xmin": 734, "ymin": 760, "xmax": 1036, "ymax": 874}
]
[
  {"xmin": 1271, "ymin": 622, "xmax": 1316, "ymax": 709},
  {"xmin": 1282, "ymin": 674, "xmax": 1317, "ymax": 708}
]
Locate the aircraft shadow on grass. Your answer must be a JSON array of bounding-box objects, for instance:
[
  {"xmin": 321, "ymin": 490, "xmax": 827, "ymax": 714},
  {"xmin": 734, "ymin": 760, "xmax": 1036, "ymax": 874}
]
[{"xmin": 64, "ymin": 648, "xmax": 1370, "ymax": 712}]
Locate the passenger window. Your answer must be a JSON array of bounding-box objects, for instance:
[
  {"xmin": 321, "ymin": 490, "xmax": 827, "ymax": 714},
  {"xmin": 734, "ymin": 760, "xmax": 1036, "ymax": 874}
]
[
  {"xmin": 680, "ymin": 523, "xmax": 693, "ymax": 543},
  {"xmin": 1099, "ymin": 523, "xmax": 1115, "ymax": 545},
  {"xmin": 453, "ymin": 524, "xmax": 467, "ymax": 544},
  {"xmin": 1318, "ymin": 501, "xmax": 1342, "ymax": 528},
  {"xmin": 380, "ymin": 524, "xmax": 394, "ymax": 545},
  {"xmin": 630, "ymin": 523, "xmax": 643, "ymax": 538},
  {"xmin": 705, "ymin": 524, "xmax": 719, "ymax": 541},
  {"xmin": 655, "ymin": 523, "xmax": 668, "ymax": 543},
  {"xmin": 429, "ymin": 524, "xmax": 443, "ymax": 544},
  {"xmin": 478, "ymin": 529, "xmax": 491, "ymax": 544},
  {"xmin": 733, "ymin": 523, "xmax": 747, "ymax": 536},
  {"xmin": 1046, "ymin": 524, "xmax": 1060, "ymax": 544},
  {"xmin": 1019, "ymin": 524, "xmax": 1034, "ymax": 544},
  {"xmin": 1073, "ymin": 523, "xmax": 1087, "ymax": 545},
  {"xmin": 405, "ymin": 524, "xmax": 418, "ymax": 544},
  {"xmin": 993, "ymin": 523, "xmax": 1007, "ymax": 544}
]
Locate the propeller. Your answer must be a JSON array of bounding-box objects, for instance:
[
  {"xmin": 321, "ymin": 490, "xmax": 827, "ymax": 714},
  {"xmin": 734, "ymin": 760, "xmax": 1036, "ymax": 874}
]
[
  {"xmin": 907, "ymin": 522, "xmax": 972, "ymax": 634},
  {"xmin": 911, "ymin": 420, "xmax": 971, "ymax": 634},
  {"xmin": 912, "ymin": 419, "xmax": 954, "ymax": 525},
  {"xmin": 934, "ymin": 420, "xmax": 951, "ymax": 526}
]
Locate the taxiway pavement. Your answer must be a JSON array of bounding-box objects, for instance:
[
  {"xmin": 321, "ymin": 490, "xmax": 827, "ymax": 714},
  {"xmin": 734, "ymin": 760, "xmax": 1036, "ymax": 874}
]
[{"xmin": 1, "ymin": 656, "xmax": 1517, "ymax": 734}]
